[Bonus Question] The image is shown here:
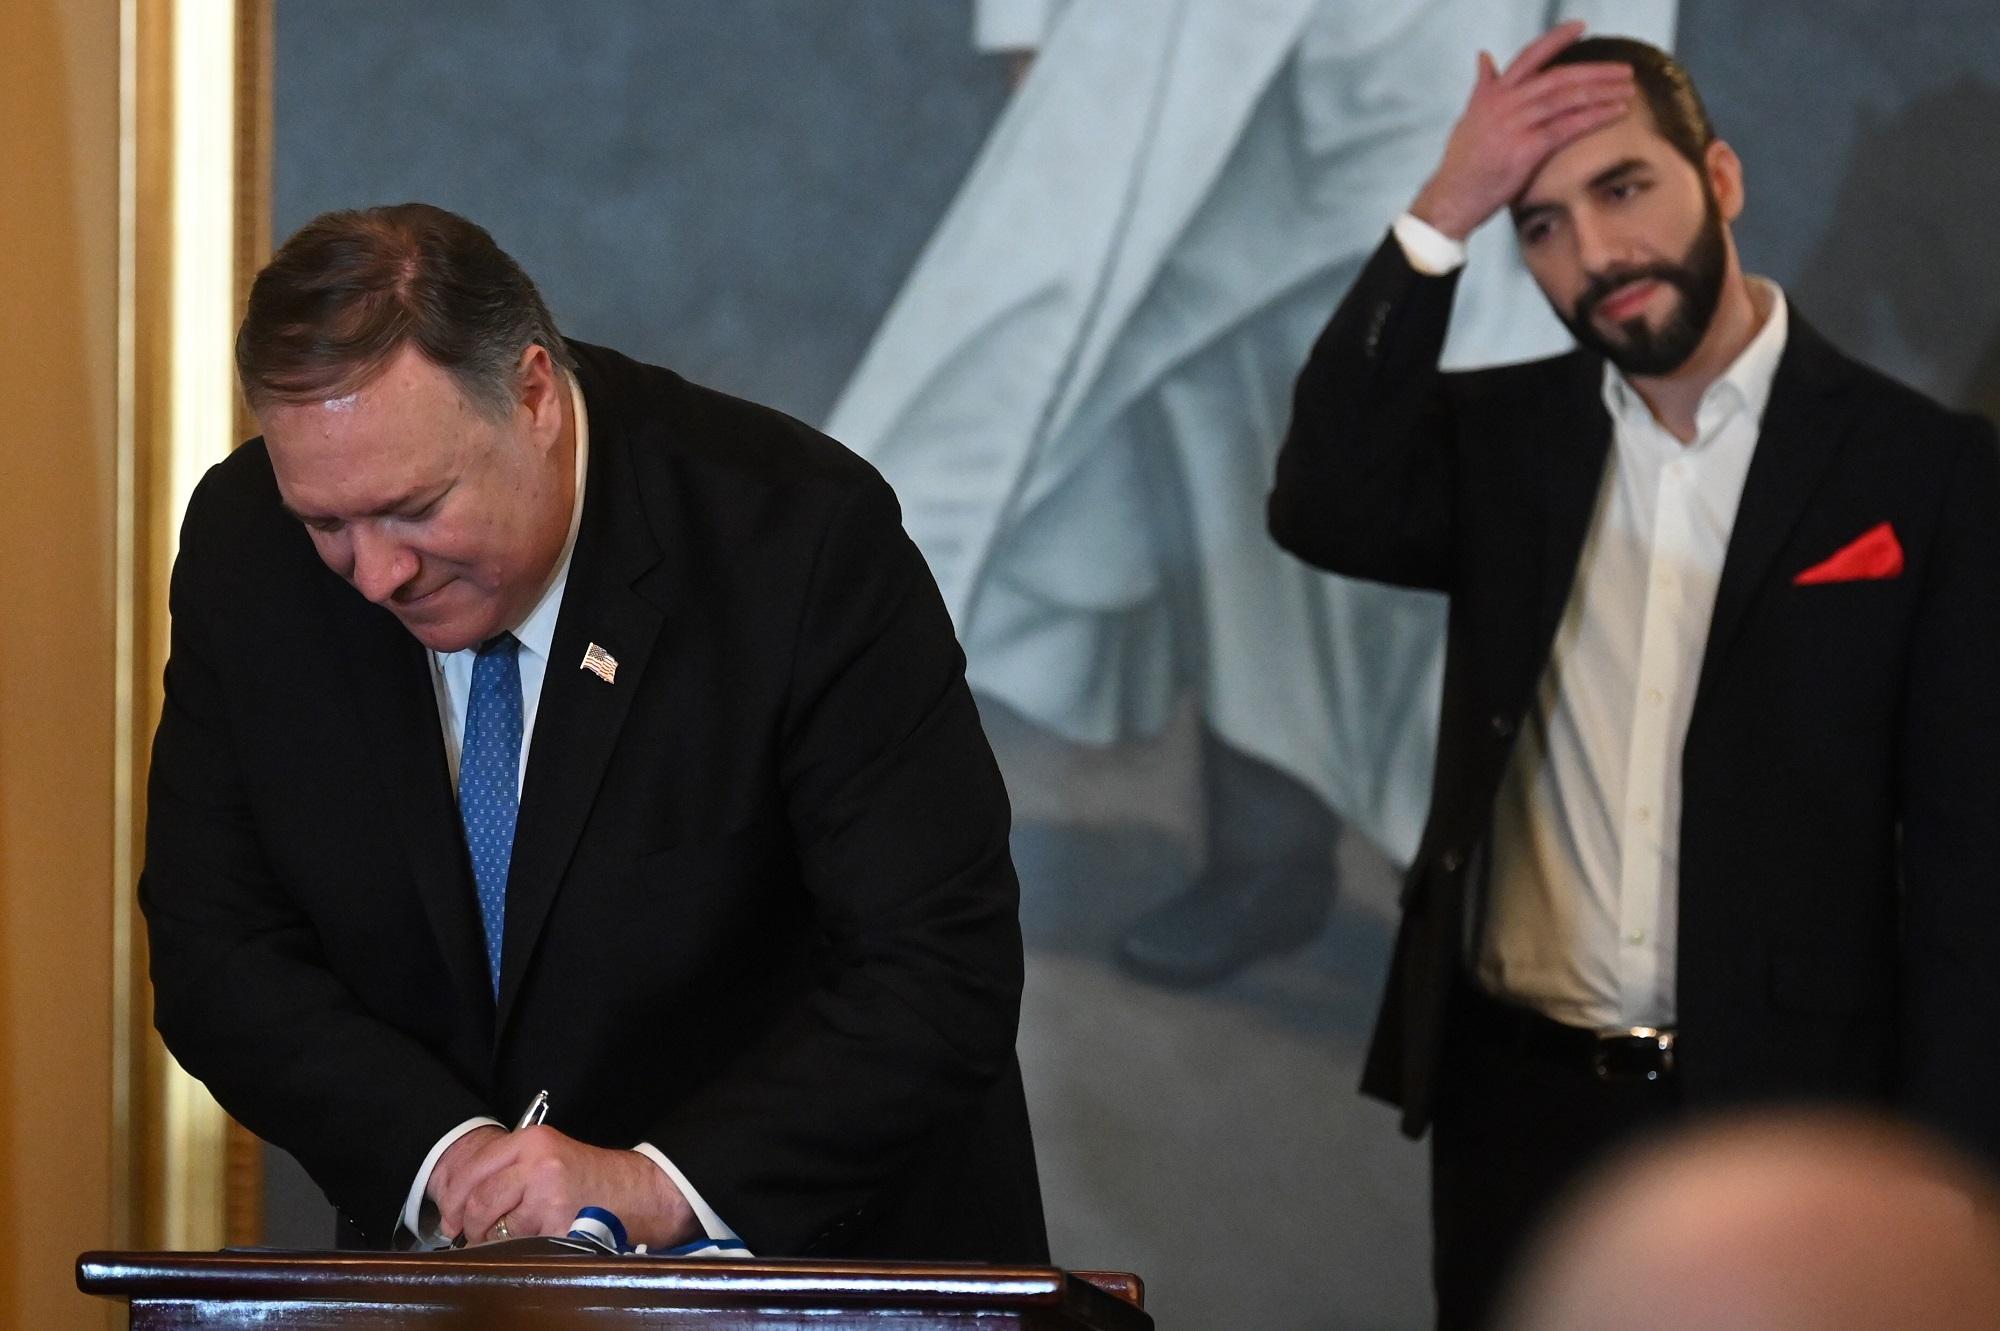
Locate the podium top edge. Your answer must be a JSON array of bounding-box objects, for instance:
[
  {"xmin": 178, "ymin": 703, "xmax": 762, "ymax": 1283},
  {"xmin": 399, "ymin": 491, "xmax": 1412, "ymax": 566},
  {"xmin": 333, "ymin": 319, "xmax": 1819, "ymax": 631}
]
[{"xmin": 76, "ymin": 1249, "xmax": 1087, "ymax": 1304}]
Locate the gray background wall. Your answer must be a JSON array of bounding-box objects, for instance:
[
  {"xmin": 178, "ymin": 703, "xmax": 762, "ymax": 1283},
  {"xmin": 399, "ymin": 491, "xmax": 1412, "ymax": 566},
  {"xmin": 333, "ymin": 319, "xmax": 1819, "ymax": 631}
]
[
  {"xmin": 264, "ymin": 4, "xmax": 2000, "ymax": 1327},
  {"xmin": 1678, "ymin": 0, "xmax": 2000, "ymax": 418},
  {"xmin": 272, "ymin": 0, "xmax": 1009, "ymax": 424}
]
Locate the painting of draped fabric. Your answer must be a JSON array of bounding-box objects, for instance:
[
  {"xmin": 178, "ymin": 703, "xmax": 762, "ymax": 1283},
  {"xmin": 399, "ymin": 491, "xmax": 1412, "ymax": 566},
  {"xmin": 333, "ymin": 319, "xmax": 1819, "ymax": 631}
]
[{"xmin": 265, "ymin": 3, "xmax": 1999, "ymax": 1326}]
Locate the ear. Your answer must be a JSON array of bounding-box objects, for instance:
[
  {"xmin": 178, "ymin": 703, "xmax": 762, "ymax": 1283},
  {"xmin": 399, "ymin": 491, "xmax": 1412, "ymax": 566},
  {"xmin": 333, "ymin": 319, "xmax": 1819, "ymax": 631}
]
[
  {"xmin": 1705, "ymin": 138, "xmax": 1745, "ymax": 223},
  {"xmin": 515, "ymin": 343, "xmax": 565, "ymax": 453}
]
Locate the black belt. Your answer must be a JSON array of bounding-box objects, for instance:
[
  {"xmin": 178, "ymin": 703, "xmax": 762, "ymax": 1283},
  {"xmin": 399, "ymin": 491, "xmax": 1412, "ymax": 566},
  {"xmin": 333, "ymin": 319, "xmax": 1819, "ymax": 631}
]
[{"xmin": 1455, "ymin": 978, "xmax": 1678, "ymax": 1085}]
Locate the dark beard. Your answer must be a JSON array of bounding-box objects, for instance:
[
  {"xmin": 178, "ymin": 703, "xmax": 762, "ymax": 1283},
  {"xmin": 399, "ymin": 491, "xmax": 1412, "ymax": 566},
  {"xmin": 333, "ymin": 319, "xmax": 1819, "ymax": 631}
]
[{"xmin": 1560, "ymin": 199, "xmax": 1729, "ymax": 377}]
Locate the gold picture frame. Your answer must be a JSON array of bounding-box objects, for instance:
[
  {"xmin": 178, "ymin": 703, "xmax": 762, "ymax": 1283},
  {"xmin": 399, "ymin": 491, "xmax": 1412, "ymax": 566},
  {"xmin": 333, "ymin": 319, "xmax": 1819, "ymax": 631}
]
[{"xmin": 114, "ymin": 0, "xmax": 272, "ymax": 1251}]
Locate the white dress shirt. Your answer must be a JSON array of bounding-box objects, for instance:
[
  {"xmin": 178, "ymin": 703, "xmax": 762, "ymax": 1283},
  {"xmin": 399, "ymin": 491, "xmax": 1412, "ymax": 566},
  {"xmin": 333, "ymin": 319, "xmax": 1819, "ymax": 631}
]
[
  {"xmin": 1392, "ymin": 213, "xmax": 1791, "ymax": 1031},
  {"xmin": 400, "ymin": 374, "xmax": 743, "ymax": 1251}
]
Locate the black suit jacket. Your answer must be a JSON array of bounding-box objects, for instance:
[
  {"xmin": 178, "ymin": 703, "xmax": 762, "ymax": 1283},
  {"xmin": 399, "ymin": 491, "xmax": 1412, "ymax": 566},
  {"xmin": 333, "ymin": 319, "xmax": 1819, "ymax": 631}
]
[
  {"xmin": 141, "ymin": 341, "xmax": 1048, "ymax": 1259},
  {"xmin": 1271, "ymin": 235, "xmax": 2000, "ymax": 1163}
]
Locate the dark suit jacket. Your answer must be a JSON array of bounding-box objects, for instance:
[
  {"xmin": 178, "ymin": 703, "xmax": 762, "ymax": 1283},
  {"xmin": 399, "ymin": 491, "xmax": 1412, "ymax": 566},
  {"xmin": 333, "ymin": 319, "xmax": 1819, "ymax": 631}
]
[
  {"xmin": 141, "ymin": 341, "xmax": 1048, "ymax": 1259},
  {"xmin": 1271, "ymin": 235, "xmax": 2000, "ymax": 1163}
]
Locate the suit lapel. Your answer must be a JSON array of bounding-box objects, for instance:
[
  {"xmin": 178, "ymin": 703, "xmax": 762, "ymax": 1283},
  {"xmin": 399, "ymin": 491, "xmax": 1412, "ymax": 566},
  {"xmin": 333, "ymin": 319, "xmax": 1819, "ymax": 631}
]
[
  {"xmin": 496, "ymin": 357, "xmax": 667, "ymax": 1031},
  {"xmin": 1538, "ymin": 354, "xmax": 1616, "ymax": 644},
  {"xmin": 318, "ymin": 570, "xmax": 494, "ymax": 1030},
  {"xmin": 1695, "ymin": 316, "xmax": 1854, "ymax": 704}
]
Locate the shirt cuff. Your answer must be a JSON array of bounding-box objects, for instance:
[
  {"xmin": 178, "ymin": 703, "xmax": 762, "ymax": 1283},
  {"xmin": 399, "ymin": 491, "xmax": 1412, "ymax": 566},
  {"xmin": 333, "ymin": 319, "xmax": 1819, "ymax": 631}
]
[
  {"xmin": 973, "ymin": 0, "xmax": 1058, "ymax": 52},
  {"xmin": 398, "ymin": 1115, "xmax": 503, "ymax": 1248},
  {"xmin": 1392, "ymin": 211, "xmax": 1470, "ymax": 277},
  {"xmin": 631, "ymin": 1142, "xmax": 750, "ymax": 1253}
]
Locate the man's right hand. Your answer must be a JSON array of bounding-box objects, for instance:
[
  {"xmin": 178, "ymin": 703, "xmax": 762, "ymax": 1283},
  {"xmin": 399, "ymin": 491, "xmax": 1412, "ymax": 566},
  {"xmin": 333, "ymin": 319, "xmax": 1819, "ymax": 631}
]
[
  {"xmin": 428, "ymin": 1124, "xmax": 509, "ymax": 1242},
  {"xmin": 1409, "ymin": 22, "xmax": 1635, "ymax": 241}
]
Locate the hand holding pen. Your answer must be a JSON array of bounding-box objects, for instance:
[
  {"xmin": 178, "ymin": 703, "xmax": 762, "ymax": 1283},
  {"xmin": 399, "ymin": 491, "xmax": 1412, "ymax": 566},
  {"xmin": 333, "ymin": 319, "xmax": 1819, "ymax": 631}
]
[
  {"xmin": 444, "ymin": 1087, "xmax": 552, "ymax": 1247},
  {"xmin": 483, "ymin": 1090, "xmax": 551, "ymax": 1242},
  {"xmin": 431, "ymin": 1088, "xmax": 699, "ymax": 1250}
]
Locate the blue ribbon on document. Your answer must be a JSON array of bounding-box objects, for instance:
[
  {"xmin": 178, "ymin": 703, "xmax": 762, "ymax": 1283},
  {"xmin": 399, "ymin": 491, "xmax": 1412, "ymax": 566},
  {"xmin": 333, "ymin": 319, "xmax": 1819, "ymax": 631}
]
[
  {"xmin": 566, "ymin": 1207, "xmax": 630, "ymax": 1253},
  {"xmin": 566, "ymin": 1207, "xmax": 748, "ymax": 1258}
]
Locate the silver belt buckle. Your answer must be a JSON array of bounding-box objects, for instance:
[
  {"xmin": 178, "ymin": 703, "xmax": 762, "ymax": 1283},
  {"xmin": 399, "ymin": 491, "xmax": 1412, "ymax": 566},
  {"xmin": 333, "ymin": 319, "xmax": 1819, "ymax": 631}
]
[{"xmin": 1591, "ymin": 1026, "xmax": 1677, "ymax": 1082}]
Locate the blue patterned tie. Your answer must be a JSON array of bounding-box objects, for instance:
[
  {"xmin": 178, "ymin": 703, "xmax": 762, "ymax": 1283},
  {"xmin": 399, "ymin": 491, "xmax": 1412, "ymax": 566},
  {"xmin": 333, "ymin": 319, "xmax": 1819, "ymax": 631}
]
[{"xmin": 459, "ymin": 633, "xmax": 522, "ymax": 993}]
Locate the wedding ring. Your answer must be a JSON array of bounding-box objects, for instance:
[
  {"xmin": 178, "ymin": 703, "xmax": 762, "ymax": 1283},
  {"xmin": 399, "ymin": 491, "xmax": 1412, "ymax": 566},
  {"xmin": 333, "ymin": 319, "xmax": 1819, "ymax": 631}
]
[{"xmin": 493, "ymin": 1217, "xmax": 511, "ymax": 1240}]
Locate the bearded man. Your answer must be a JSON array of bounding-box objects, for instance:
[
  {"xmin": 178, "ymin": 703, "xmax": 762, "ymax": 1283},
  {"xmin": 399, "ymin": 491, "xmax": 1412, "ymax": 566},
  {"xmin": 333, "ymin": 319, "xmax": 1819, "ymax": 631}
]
[{"xmin": 1271, "ymin": 26, "xmax": 2000, "ymax": 1328}]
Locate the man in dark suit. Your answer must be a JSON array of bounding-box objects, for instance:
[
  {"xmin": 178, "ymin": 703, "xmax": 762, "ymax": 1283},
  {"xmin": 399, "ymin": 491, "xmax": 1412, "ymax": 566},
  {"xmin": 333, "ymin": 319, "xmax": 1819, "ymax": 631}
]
[
  {"xmin": 140, "ymin": 203, "xmax": 1047, "ymax": 1261},
  {"xmin": 1270, "ymin": 26, "xmax": 2000, "ymax": 1328}
]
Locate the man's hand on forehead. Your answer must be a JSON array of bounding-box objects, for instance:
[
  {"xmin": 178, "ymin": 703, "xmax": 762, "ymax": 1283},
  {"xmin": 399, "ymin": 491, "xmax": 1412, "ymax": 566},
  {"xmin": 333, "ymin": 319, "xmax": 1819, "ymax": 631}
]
[{"xmin": 1409, "ymin": 21, "xmax": 1635, "ymax": 242}]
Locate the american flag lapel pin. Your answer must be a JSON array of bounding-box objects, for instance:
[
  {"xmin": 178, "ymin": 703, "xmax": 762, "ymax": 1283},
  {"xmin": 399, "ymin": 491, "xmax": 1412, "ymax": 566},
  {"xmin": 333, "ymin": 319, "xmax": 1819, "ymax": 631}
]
[{"xmin": 580, "ymin": 641, "xmax": 618, "ymax": 684}]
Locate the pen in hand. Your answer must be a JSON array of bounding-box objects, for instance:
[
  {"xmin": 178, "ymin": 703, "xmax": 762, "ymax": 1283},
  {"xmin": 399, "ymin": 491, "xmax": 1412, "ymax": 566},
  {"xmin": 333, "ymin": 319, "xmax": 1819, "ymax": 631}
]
[
  {"xmin": 449, "ymin": 1090, "xmax": 551, "ymax": 1248},
  {"xmin": 513, "ymin": 1088, "xmax": 550, "ymax": 1132}
]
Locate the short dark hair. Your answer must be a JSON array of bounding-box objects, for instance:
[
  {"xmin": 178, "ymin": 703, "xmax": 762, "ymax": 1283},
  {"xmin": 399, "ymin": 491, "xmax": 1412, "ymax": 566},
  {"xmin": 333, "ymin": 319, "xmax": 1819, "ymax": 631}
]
[
  {"xmin": 1547, "ymin": 36, "xmax": 1716, "ymax": 170},
  {"xmin": 235, "ymin": 202, "xmax": 574, "ymax": 418}
]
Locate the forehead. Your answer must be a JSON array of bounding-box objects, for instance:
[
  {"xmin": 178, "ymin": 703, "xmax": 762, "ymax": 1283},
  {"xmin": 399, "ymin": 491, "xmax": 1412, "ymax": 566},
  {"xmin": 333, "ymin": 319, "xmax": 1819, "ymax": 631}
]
[
  {"xmin": 259, "ymin": 346, "xmax": 485, "ymax": 509},
  {"xmin": 1517, "ymin": 101, "xmax": 1693, "ymax": 205}
]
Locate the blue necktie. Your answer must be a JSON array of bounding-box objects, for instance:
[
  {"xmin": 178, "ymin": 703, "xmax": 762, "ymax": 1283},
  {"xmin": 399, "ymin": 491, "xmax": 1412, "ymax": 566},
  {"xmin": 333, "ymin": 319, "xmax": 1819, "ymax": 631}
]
[{"xmin": 459, "ymin": 633, "xmax": 522, "ymax": 993}]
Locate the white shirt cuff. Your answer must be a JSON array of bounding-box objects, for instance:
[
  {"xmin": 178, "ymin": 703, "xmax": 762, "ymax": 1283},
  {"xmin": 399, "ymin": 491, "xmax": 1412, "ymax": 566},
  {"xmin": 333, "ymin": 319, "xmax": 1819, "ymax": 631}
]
[
  {"xmin": 632, "ymin": 1142, "xmax": 749, "ymax": 1252},
  {"xmin": 973, "ymin": 0, "xmax": 1058, "ymax": 52},
  {"xmin": 1392, "ymin": 211, "xmax": 1470, "ymax": 276},
  {"xmin": 399, "ymin": 1115, "xmax": 503, "ymax": 1248}
]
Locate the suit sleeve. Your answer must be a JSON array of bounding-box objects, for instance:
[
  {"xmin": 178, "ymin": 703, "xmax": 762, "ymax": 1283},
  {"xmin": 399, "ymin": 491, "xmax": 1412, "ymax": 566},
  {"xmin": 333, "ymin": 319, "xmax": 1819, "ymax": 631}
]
[
  {"xmin": 1896, "ymin": 416, "xmax": 2000, "ymax": 1165},
  {"xmin": 141, "ymin": 478, "xmax": 490, "ymax": 1244},
  {"xmin": 1268, "ymin": 229, "xmax": 1465, "ymax": 591},
  {"xmin": 640, "ymin": 471, "xmax": 1025, "ymax": 1255}
]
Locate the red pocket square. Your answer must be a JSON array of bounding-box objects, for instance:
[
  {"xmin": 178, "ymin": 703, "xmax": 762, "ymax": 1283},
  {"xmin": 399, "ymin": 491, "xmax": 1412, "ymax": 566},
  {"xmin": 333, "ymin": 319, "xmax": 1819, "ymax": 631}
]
[{"xmin": 1793, "ymin": 522, "xmax": 1904, "ymax": 585}]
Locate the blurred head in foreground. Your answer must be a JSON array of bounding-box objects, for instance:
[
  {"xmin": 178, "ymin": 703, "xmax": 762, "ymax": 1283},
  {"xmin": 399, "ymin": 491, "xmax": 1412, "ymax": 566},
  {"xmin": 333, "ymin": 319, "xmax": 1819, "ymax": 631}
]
[{"xmin": 1496, "ymin": 1111, "xmax": 2000, "ymax": 1331}]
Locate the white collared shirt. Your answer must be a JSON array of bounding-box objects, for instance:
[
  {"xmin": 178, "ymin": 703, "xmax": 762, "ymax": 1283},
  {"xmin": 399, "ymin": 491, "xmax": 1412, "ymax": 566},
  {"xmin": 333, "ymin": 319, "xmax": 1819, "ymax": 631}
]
[
  {"xmin": 1392, "ymin": 213, "xmax": 1791, "ymax": 1030},
  {"xmin": 400, "ymin": 373, "xmax": 742, "ymax": 1251}
]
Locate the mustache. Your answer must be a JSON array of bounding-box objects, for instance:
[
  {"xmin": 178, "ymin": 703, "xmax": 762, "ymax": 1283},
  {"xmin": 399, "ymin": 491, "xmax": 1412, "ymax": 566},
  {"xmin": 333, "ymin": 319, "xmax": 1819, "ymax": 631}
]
[{"xmin": 1574, "ymin": 263, "xmax": 1697, "ymax": 323}]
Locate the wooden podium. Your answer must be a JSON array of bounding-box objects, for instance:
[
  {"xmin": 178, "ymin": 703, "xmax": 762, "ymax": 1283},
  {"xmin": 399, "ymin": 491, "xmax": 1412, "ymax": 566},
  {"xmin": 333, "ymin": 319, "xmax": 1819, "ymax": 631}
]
[{"xmin": 77, "ymin": 1246, "xmax": 1152, "ymax": 1329}]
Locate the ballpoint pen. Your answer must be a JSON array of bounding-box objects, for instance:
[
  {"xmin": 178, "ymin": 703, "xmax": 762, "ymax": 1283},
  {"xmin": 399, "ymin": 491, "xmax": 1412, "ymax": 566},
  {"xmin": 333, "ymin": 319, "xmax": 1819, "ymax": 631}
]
[{"xmin": 514, "ymin": 1089, "xmax": 551, "ymax": 1132}]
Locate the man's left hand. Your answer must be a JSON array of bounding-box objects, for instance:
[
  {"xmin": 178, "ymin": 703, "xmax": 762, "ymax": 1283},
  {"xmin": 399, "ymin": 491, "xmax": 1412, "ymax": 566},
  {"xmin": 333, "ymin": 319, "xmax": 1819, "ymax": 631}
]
[{"xmin": 439, "ymin": 1125, "xmax": 701, "ymax": 1249}]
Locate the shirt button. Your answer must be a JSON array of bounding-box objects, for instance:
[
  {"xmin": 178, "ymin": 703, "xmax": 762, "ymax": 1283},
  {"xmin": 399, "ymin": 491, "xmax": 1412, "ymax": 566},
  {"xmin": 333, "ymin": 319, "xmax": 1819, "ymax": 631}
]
[
  {"xmin": 1440, "ymin": 849, "xmax": 1463, "ymax": 873},
  {"xmin": 1644, "ymin": 687, "xmax": 1664, "ymax": 705},
  {"xmin": 1490, "ymin": 713, "xmax": 1514, "ymax": 738},
  {"xmin": 1626, "ymin": 929, "xmax": 1647, "ymax": 945},
  {"xmin": 1634, "ymin": 806, "xmax": 1652, "ymax": 824}
]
